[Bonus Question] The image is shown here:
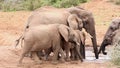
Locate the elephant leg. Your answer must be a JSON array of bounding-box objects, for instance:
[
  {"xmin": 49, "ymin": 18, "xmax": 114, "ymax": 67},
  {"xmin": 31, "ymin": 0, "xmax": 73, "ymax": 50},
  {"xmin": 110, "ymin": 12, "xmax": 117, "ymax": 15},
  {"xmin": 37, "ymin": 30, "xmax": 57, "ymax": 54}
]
[
  {"xmin": 52, "ymin": 50, "xmax": 59, "ymax": 64},
  {"xmin": 19, "ymin": 51, "xmax": 28, "ymax": 64},
  {"xmin": 80, "ymin": 43, "xmax": 85, "ymax": 59},
  {"xmin": 59, "ymin": 48, "xmax": 65, "ymax": 62},
  {"xmin": 44, "ymin": 48, "xmax": 52, "ymax": 60},
  {"xmin": 72, "ymin": 48, "xmax": 79, "ymax": 60},
  {"xmin": 70, "ymin": 48, "xmax": 75, "ymax": 60},
  {"xmin": 37, "ymin": 50, "xmax": 45, "ymax": 60},
  {"xmin": 18, "ymin": 42, "xmax": 32, "ymax": 65},
  {"xmin": 52, "ymin": 45, "xmax": 60, "ymax": 64},
  {"xmin": 65, "ymin": 45, "xmax": 71, "ymax": 61},
  {"xmin": 75, "ymin": 45, "xmax": 83, "ymax": 62},
  {"xmin": 32, "ymin": 51, "xmax": 42, "ymax": 64}
]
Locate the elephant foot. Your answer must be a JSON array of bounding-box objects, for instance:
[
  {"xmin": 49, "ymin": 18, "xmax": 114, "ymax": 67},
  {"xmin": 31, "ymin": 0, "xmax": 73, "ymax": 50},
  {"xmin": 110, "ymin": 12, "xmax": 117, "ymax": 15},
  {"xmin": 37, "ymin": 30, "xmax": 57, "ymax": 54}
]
[
  {"xmin": 59, "ymin": 58, "xmax": 65, "ymax": 63},
  {"xmin": 17, "ymin": 63, "xmax": 23, "ymax": 67},
  {"xmin": 51, "ymin": 61, "xmax": 58, "ymax": 65},
  {"xmin": 41, "ymin": 57, "xmax": 46, "ymax": 61},
  {"xmin": 66, "ymin": 58, "xmax": 71, "ymax": 62},
  {"xmin": 70, "ymin": 57, "xmax": 75, "ymax": 61},
  {"xmin": 34, "ymin": 60, "xmax": 42, "ymax": 65},
  {"xmin": 70, "ymin": 61, "xmax": 79, "ymax": 64},
  {"xmin": 80, "ymin": 59, "xmax": 83, "ymax": 62},
  {"xmin": 75, "ymin": 57, "xmax": 79, "ymax": 61}
]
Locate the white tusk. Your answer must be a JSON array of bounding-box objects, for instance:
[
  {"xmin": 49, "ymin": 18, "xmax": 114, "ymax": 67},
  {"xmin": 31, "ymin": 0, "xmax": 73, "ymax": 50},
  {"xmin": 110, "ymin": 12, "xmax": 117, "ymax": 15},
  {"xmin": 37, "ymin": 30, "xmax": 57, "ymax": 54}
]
[
  {"xmin": 87, "ymin": 33, "xmax": 93, "ymax": 38},
  {"xmin": 76, "ymin": 42, "xmax": 80, "ymax": 46}
]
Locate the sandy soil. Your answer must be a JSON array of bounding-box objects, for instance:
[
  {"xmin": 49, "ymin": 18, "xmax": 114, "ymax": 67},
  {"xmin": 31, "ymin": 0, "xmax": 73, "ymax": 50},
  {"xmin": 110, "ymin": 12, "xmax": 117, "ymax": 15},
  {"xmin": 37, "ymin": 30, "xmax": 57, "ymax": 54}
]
[
  {"xmin": 0, "ymin": 46, "xmax": 115, "ymax": 68},
  {"xmin": 0, "ymin": 0, "xmax": 120, "ymax": 68}
]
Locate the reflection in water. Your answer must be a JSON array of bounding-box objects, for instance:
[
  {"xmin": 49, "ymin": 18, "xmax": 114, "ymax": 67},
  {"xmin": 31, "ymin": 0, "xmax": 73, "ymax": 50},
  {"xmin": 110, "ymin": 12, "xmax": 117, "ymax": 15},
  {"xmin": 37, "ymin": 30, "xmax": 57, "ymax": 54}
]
[{"xmin": 85, "ymin": 50, "xmax": 110, "ymax": 63}]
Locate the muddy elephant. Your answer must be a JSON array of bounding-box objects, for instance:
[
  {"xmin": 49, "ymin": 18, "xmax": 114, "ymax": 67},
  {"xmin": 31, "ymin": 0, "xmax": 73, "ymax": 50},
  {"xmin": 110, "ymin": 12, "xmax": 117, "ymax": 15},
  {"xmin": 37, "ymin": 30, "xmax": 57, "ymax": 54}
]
[
  {"xmin": 23, "ymin": 6, "xmax": 98, "ymax": 59},
  {"xmin": 98, "ymin": 18, "xmax": 120, "ymax": 55},
  {"xmin": 18, "ymin": 24, "xmax": 83, "ymax": 65},
  {"xmin": 65, "ymin": 30, "xmax": 86, "ymax": 61}
]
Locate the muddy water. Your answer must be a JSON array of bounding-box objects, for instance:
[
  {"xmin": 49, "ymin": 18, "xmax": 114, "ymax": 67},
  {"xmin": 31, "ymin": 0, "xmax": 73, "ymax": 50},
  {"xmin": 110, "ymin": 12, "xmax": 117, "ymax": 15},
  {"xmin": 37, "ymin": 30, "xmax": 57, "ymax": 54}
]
[{"xmin": 85, "ymin": 47, "xmax": 110, "ymax": 63}]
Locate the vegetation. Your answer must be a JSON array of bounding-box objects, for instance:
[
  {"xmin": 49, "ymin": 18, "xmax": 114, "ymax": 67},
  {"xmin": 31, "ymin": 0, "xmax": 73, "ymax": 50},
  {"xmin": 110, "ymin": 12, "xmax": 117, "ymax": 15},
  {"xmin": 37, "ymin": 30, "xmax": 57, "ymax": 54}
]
[
  {"xmin": 109, "ymin": 39, "xmax": 120, "ymax": 66},
  {"xmin": 110, "ymin": 0, "xmax": 120, "ymax": 5},
  {"xmin": 0, "ymin": 0, "xmax": 88, "ymax": 11}
]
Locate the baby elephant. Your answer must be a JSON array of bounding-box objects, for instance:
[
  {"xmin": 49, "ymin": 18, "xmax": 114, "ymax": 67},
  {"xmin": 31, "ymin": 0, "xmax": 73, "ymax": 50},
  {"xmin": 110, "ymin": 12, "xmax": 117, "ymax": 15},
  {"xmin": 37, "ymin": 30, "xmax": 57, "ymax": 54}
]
[
  {"xmin": 64, "ymin": 30, "xmax": 86, "ymax": 61},
  {"xmin": 18, "ymin": 24, "xmax": 82, "ymax": 65}
]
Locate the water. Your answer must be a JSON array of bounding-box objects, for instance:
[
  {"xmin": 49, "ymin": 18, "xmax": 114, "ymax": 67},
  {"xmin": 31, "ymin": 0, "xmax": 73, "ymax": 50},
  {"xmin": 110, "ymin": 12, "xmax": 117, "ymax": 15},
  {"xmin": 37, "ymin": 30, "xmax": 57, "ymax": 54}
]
[{"xmin": 84, "ymin": 47, "xmax": 110, "ymax": 63}]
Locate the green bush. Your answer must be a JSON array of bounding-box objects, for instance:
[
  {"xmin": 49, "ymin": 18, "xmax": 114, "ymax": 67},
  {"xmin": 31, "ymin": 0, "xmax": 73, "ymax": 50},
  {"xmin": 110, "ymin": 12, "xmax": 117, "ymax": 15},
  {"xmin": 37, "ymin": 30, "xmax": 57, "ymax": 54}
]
[
  {"xmin": 40, "ymin": 0, "xmax": 88, "ymax": 8},
  {"xmin": 0, "ymin": 0, "xmax": 88, "ymax": 11},
  {"xmin": 109, "ymin": 40, "xmax": 120, "ymax": 66},
  {"xmin": 1, "ymin": 0, "xmax": 25, "ymax": 11}
]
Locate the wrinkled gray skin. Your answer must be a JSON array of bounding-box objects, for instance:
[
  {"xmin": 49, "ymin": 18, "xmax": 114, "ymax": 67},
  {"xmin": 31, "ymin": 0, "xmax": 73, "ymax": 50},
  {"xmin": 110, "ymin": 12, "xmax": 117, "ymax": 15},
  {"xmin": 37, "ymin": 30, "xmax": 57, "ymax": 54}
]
[
  {"xmin": 112, "ymin": 29, "xmax": 120, "ymax": 45},
  {"xmin": 65, "ymin": 30, "xmax": 86, "ymax": 61},
  {"xmin": 25, "ymin": 6, "xmax": 98, "ymax": 59},
  {"xmin": 98, "ymin": 18, "xmax": 120, "ymax": 55},
  {"xmin": 18, "ymin": 24, "xmax": 83, "ymax": 65}
]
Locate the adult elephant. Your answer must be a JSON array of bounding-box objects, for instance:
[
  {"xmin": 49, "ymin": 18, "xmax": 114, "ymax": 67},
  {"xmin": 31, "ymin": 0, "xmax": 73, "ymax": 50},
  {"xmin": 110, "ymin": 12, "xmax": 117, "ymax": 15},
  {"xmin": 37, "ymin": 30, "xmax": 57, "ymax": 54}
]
[
  {"xmin": 21, "ymin": 6, "xmax": 98, "ymax": 59},
  {"xmin": 98, "ymin": 18, "xmax": 120, "ymax": 55}
]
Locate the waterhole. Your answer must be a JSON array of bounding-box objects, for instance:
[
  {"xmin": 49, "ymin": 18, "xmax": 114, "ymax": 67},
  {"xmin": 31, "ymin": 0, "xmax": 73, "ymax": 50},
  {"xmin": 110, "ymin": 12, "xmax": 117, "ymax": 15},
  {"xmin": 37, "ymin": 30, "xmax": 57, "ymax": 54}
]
[{"xmin": 85, "ymin": 47, "xmax": 110, "ymax": 63}]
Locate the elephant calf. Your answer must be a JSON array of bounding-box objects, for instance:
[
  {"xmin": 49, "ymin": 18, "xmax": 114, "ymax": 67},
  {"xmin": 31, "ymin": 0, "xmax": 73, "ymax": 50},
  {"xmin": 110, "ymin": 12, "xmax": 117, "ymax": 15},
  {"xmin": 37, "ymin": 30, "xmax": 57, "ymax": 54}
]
[
  {"xmin": 65, "ymin": 30, "xmax": 86, "ymax": 61},
  {"xmin": 18, "ymin": 24, "xmax": 83, "ymax": 65}
]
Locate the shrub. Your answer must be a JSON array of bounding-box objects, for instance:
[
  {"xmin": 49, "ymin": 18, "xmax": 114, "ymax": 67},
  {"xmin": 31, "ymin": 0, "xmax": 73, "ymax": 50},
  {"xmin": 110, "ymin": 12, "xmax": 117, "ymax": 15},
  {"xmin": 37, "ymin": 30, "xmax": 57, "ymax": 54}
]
[
  {"xmin": 109, "ymin": 40, "xmax": 120, "ymax": 66},
  {"xmin": 115, "ymin": 0, "xmax": 120, "ymax": 5},
  {"xmin": 0, "ymin": 0, "xmax": 88, "ymax": 11},
  {"xmin": 110, "ymin": 0, "xmax": 120, "ymax": 5},
  {"xmin": 40, "ymin": 0, "xmax": 88, "ymax": 8},
  {"xmin": 1, "ymin": 0, "xmax": 25, "ymax": 11}
]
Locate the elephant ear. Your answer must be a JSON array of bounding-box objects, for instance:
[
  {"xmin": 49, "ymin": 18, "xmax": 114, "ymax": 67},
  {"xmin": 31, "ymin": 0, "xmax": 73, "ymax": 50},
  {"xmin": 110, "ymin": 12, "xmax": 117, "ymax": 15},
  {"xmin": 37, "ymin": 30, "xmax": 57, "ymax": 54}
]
[
  {"xmin": 67, "ymin": 14, "xmax": 82, "ymax": 30},
  {"xmin": 59, "ymin": 25, "xmax": 69, "ymax": 42}
]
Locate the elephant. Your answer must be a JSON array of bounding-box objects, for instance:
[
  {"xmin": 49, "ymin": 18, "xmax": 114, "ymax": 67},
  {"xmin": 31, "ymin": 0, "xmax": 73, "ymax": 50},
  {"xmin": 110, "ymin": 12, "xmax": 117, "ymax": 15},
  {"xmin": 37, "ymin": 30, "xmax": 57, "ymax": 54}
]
[
  {"xmin": 111, "ymin": 29, "xmax": 120, "ymax": 45},
  {"xmin": 98, "ymin": 18, "xmax": 120, "ymax": 55},
  {"xmin": 65, "ymin": 30, "xmax": 86, "ymax": 61},
  {"xmin": 22, "ymin": 6, "xmax": 98, "ymax": 59},
  {"xmin": 18, "ymin": 24, "xmax": 83, "ymax": 65}
]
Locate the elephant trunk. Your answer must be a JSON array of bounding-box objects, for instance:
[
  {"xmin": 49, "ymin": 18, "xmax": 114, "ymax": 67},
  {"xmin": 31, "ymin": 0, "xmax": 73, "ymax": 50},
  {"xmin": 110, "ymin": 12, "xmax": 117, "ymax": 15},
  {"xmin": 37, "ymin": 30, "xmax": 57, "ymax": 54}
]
[
  {"xmin": 98, "ymin": 40, "xmax": 108, "ymax": 55},
  {"xmin": 75, "ymin": 42, "xmax": 83, "ymax": 62},
  {"xmin": 85, "ymin": 17, "xmax": 98, "ymax": 59},
  {"xmin": 98, "ymin": 27, "xmax": 113, "ymax": 55}
]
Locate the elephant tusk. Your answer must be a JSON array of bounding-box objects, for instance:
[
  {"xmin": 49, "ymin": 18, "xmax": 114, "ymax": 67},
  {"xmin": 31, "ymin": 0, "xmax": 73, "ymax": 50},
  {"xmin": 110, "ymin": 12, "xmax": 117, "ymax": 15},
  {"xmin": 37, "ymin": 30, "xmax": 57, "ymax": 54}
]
[
  {"xmin": 76, "ymin": 42, "xmax": 80, "ymax": 46},
  {"xmin": 87, "ymin": 33, "xmax": 93, "ymax": 38}
]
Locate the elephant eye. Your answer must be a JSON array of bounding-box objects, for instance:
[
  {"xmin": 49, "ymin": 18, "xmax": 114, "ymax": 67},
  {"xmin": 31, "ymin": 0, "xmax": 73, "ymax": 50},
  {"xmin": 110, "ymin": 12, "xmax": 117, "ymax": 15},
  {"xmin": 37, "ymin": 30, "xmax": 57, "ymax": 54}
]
[
  {"xmin": 73, "ymin": 34, "xmax": 75, "ymax": 37},
  {"xmin": 110, "ymin": 26, "xmax": 113, "ymax": 30}
]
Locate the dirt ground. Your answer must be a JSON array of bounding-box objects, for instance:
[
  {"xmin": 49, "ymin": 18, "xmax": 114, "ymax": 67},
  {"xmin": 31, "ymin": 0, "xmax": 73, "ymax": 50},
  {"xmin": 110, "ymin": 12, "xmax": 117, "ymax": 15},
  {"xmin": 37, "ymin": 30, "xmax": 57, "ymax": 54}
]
[
  {"xmin": 0, "ymin": 0, "xmax": 120, "ymax": 68},
  {"xmin": 0, "ymin": 45, "xmax": 115, "ymax": 68}
]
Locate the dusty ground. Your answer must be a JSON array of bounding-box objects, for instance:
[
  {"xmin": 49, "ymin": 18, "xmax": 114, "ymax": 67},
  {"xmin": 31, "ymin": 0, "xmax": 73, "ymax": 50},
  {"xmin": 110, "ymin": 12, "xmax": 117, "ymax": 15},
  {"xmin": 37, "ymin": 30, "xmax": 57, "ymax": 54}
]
[
  {"xmin": 0, "ymin": 46, "xmax": 116, "ymax": 68},
  {"xmin": 0, "ymin": 0, "xmax": 120, "ymax": 68}
]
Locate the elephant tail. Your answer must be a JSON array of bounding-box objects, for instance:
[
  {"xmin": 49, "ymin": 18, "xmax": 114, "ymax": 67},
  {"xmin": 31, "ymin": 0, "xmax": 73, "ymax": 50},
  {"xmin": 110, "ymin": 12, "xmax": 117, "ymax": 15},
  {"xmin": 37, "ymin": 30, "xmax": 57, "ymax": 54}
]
[{"xmin": 15, "ymin": 35, "xmax": 24, "ymax": 48}]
